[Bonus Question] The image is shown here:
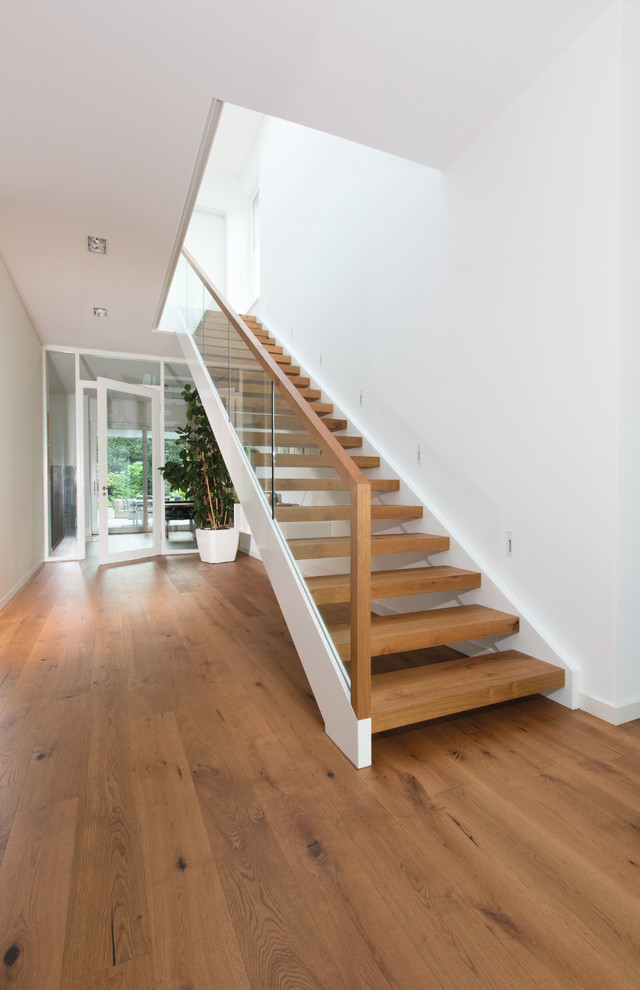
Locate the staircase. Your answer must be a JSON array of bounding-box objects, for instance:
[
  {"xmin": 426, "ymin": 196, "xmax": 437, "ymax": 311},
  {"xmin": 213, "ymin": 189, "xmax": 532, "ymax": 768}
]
[
  {"xmin": 235, "ymin": 312, "xmax": 565, "ymax": 733},
  {"xmin": 175, "ymin": 248, "xmax": 565, "ymax": 765}
]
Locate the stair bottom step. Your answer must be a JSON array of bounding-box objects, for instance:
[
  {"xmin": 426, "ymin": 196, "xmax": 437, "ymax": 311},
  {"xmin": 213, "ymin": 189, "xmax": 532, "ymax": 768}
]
[{"xmin": 370, "ymin": 650, "xmax": 565, "ymax": 732}]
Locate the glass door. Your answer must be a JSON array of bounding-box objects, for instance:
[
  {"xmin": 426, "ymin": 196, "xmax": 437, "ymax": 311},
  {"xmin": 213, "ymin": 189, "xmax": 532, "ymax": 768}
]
[{"xmin": 97, "ymin": 378, "xmax": 162, "ymax": 564}]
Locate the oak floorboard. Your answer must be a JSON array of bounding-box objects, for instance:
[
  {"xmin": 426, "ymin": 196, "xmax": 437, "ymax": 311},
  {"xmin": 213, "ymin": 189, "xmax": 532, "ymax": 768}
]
[
  {"xmin": 119, "ymin": 594, "xmax": 174, "ymax": 719},
  {"xmin": 354, "ymin": 805, "xmax": 565, "ymax": 990},
  {"xmin": 17, "ymin": 694, "xmax": 90, "ymax": 812},
  {"xmin": 60, "ymin": 953, "xmax": 154, "ymax": 990},
  {"xmin": 495, "ymin": 697, "xmax": 636, "ymax": 762},
  {"xmin": 617, "ymin": 717, "xmax": 640, "ymax": 743},
  {"xmin": 0, "ymin": 555, "xmax": 638, "ymax": 989},
  {"xmin": 496, "ymin": 763, "xmax": 640, "ymax": 894},
  {"xmin": 177, "ymin": 692, "xmax": 350, "ymax": 990},
  {"xmin": 250, "ymin": 728, "xmax": 571, "ymax": 990},
  {"xmin": 60, "ymin": 690, "xmax": 150, "ymax": 983},
  {"xmin": 133, "ymin": 711, "xmax": 251, "ymax": 990},
  {"xmin": 0, "ymin": 705, "xmax": 43, "ymax": 860},
  {"xmin": 438, "ymin": 782, "xmax": 640, "ymax": 988},
  {"xmin": 250, "ymin": 735, "xmax": 496, "ymax": 990},
  {"xmin": 0, "ymin": 567, "xmax": 84, "ymax": 720},
  {"xmin": 0, "ymin": 798, "xmax": 78, "ymax": 990},
  {"xmin": 3, "ymin": 569, "xmax": 96, "ymax": 719}
]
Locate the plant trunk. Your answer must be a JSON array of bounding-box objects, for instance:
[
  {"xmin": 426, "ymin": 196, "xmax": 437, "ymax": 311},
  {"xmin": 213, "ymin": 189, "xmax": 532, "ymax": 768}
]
[{"xmin": 201, "ymin": 450, "xmax": 218, "ymax": 529}]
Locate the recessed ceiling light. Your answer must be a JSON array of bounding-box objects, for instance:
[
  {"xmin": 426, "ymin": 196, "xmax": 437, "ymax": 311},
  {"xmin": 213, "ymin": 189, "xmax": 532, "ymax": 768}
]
[
  {"xmin": 93, "ymin": 307, "xmax": 108, "ymax": 318},
  {"xmin": 88, "ymin": 236, "xmax": 107, "ymax": 254}
]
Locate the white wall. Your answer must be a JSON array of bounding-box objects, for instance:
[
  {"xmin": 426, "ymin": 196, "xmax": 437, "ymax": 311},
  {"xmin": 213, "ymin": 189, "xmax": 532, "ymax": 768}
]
[
  {"xmin": 184, "ymin": 209, "xmax": 227, "ymax": 295},
  {"xmin": 0, "ymin": 253, "xmax": 44, "ymax": 607},
  {"xmin": 616, "ymin": 0, "xmax": 640, "ymax": 709},
  {"xmin": 196, "ymin": 171, "xmax": 253, "ymax": 313},
  {"xmin": 255, "ymin": 7, "xmax": 632, "ymax": 710}
]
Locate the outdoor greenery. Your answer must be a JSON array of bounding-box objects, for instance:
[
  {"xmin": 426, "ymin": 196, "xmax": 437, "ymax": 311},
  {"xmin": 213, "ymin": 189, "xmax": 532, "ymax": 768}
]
[
  {"xmin": 106, "ymin": 436, "xmax": 183, "ymax": 503},
  {"xmin": 160, "ymin": 384, "xmax": 235, "ymax": 530},
  {"xmin": 106, "ymin": 437, "xmax": 148, "ymax": 502}
]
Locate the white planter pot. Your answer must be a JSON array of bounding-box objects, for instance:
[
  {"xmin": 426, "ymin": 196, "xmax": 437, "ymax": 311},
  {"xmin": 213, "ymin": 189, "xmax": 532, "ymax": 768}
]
[{"xmin": 195, "ymin": 527, "xmax": 240, "ymax": 564}]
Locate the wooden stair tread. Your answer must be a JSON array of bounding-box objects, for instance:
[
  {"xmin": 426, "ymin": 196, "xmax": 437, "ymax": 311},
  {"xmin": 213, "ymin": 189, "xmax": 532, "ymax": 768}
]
[
  {"xmin": 199, "ymin": 337, "xmax": 279, "ymax": 353},
  {"xmin": 236, "ymin": 402, "xmax": 332, "ymax": 417},
  {"xmin": 275, "ymin": 504, "xmax": 423, "ymax": 522},
  {"xmin": 288, "ymin": 532, "xmax": 449, "ymax": 559},
  {"xmin": 308, "ymin": 403, "xmax": 337, "ymax": 418},
  {"xmin": 287, "ymin": 376, "xmax": 310, "ymax": 388},
  {"xmin": 246, "ymin": 383, "xmax": 321, "ymax": 399},
  {"xmin": 282, "ymin": 453, "xmax": 379, "ymax": 468},
  {"xmin": 238, "ymin": 371, "xmax": 311, "ymax": 388},
  {"xmin": 306, "ymin": 565, "xmax": 480, "ymax": 604},
  {"xmin": 221, "ymin": 382, "xmax": 320, "ymax": 401},
  {"xmin": 370, "ymin": 650, "xmax": 565, "ymax": 731},
  {"xmin": 327, "ymin": 604, "xmax": 519, "ymax": 659},
  {"xmin": 239, "ymin": 414, "xmax": 345, "ymax": 432},
  {"xmin": 316, "ymin": 417, "xmax": 347, "ymax": 430},
  {"xmin": 265, "ymin": 477, "xmax": 399, "ymax": 491},
  {"xmin": 249, "ymin": 453, "xmax": 379, "ymax": 468},
  {"xmin": 239, "ymin": 431, "xmax": 363, "ymax": 449}
]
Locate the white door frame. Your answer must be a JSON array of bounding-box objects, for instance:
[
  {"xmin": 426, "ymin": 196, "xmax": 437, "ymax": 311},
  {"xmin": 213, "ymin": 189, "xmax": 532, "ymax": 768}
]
[{"xmin": 97, "ymin": 378, "xmax": 163, "ymax": 565}]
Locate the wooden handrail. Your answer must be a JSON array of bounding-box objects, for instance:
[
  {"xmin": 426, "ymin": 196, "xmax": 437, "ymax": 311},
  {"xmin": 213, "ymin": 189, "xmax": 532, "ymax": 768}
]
[
  {"xmin": 181, "ymin": 248, "xmax": 371, "ymax": 719},
  {"xmin": 183, "ymin": 250, "xmax": 365, "ymax": 484}
]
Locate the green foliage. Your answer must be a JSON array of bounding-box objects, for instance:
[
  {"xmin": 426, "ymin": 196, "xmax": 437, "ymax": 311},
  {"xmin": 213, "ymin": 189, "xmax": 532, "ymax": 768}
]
[
  {"xmin": 160, "ymin": 384, "xmax": 235, "ymax": 530},
  {"xmin": 107, "ymin": 436, "xmax": 149, "ymax": 476},
  {"xmin": 105, "ymin": 439, "xmax": 148, "ymax": 502},
  {"xmin": 107, "ymin": 464, "xmax": 144, "ymax": 500},
  {"xmin": 163, "ymin": 438, "xmax": 186, "ymax": 498}
]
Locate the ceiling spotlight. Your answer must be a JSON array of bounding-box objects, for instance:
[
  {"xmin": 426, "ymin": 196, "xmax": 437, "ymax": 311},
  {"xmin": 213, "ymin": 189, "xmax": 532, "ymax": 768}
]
[
  {"xmin": 93, "ymin": 307, "xmax": 108, "ymax": 318},
  {"xmin": 88, "ymin": 236, "xmax": 107, "ymax": 254}
]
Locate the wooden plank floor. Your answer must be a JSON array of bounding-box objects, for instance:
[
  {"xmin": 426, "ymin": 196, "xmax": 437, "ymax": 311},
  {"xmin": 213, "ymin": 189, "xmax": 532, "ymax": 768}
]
[{"xmin": 0, "ymin": 554, "xmax": 639, "ymax": 989}]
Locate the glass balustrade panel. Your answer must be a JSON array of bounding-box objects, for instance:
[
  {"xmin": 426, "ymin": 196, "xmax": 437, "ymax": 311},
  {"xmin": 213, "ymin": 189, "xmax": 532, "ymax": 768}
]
[
  {"xmin": 182, "ymin": 287, "xmax": 354, "ymax": 690},
  {"xmin": 269, "ymin": 389, "xmax": 354, "ymax": 686},
  {"xmin": 214, "ymin": 320, "xmax": 354, "ymax": 688}
]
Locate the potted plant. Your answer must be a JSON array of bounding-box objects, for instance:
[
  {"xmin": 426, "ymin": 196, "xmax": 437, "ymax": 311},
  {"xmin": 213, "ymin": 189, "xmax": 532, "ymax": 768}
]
[{"xmin": 161, "ymin": 384, "xmax": 239, "ymax": 563}]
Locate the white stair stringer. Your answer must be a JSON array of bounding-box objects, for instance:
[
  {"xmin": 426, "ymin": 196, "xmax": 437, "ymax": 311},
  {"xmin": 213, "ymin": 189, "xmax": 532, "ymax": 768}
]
[{"xmin": 178, "ymin": 330, "xmax": 372, "ymax": 769}]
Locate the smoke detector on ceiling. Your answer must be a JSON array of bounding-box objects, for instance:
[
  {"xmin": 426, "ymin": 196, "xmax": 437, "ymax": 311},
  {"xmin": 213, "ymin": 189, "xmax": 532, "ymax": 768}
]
[
  {"xmin": 87, "ymin": 236, "xmax": 107, "ymax": 254},
  {"xmin": 93, "ymin": 307, "xmax": 108, "ymax": 318}
]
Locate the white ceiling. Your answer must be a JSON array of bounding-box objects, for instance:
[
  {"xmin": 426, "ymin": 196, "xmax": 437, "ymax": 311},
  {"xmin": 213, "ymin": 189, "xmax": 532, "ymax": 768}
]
[{"xmin": 0, "ymin": 0, "xmax": 614, "ymax": 357}]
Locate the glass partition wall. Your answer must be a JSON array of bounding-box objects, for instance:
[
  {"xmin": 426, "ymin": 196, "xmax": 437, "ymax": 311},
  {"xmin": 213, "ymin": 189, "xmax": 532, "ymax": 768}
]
[{"xmin": 44, "ymin": 349, "xmax": 197, "ymax": 561}]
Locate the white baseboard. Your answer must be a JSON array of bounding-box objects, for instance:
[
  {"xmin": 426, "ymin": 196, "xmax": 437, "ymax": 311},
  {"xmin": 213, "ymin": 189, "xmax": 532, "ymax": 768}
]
[
  {"xmin": 0, "ymin": 560, "xmax": 44, "ymax": 612},
  {"xmin": 578, "ymin": 692, "xmax": 640, "ymax": 726}
]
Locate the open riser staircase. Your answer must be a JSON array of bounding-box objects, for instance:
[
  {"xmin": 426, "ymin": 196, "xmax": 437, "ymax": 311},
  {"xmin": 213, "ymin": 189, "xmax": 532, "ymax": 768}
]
[
  {"xmin": 232, "ymin": 313, "xmax": 565, "ymax": 732},
  {"xmin": 174, "ymin": 250, "xmax": 565, "ymax": 765}
]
